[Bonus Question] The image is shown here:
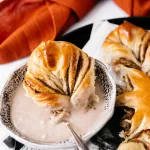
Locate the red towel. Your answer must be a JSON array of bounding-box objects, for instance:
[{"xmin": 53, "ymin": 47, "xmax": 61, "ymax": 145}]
[
  {"xmin": 114, "ymin": 0, "xmax": 150, "ymax": 16},
  {"xmin": 0, "ymin": 0, "xmax": 96, "ymax": 64}
]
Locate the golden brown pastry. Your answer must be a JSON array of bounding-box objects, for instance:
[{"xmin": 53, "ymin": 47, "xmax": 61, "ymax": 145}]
[
  {"xmin": 117, "ymin": 142, "xmax": 146, "ymax": 150},
  {"xmin": 23, "ymin": 41, "xmax": 98, "ymax": 122},
  {"xmin": 102, "ymin": 21, "xmax": 150, "ymax": 74},
  {"xmin": 114, "ymin": 65, "xmax": 150, "ymax": 150},
  {"xmin": 117, "ymin": 130, "xmax": 150, "ymax": 150},
  {"xmin": 132, "ymin": 130, "xmax": 150, "ymax": 149},
  {"xmin": 102, "ymin": 21, "xmax": 150, "ymax": 149},
  {"xmin": 115, "ymin": 65, "xmax": 150, "ymax": 139}
]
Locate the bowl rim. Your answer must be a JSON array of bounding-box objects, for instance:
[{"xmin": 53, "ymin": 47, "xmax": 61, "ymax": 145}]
[{"xmin": 0, "ymin": 60, "xmax": 116, "ymax": 149}]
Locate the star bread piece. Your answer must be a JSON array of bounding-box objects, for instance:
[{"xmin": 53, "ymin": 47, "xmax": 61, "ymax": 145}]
[
  {"xmin": 116, "ymin": 65, "xmax": 150, "ymax": 144},
  {"xmin": 102, "ymin": 21, "xmax": 150, "ymax": 75},
  {"xmin": 117, "ymin": 142, "xmax": 146, "ymax": 150},
  {"xmin": 102, "ymin": 21, "xmax": 150, "ymax": 149},
  {"xmin": 23, "ymin": 41, "xmax": 98, "ymax": 123}
]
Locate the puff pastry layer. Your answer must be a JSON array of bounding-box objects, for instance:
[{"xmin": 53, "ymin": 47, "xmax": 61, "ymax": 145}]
[
  {"xmin": 23, "ymin": 41, "xmax": 97, "ymax": 122},
  {"xmin": 102, "ymin": 21, "xmax": 150, "ymax": 149}
]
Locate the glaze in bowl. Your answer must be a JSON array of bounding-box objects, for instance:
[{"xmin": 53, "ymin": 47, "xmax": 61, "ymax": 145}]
[{"xmin": 0, "ymin": 60, "xmax": 116, "ymax": 149}]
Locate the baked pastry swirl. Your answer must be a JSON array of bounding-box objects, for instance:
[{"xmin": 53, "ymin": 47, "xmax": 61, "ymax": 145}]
[
  {"xmin": 102, "ymin": 21, "xmax": 150, "ymax": 149},
  {"xmin": 23, "ymin": 41, "xmax": 98, "ymax": 123},
  {"xmin": 116, "ymin": 65, "xmax": 150, "ymax": 150},
  {"xmin": 116, "ymin": 65, "xmax": 150, "ymax": 137},
  {"xmin": 102, "ymin": 21, "xmax": 150, "ymax": 74}
]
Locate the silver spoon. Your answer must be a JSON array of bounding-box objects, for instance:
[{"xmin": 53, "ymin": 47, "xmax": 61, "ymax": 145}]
[{"xmin": 64, "ymin": 121, "xmax": 89, "ymax": 150}]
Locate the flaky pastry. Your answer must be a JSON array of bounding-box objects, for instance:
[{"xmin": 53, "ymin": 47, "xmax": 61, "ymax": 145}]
[
  {"xmin": 23, "ymin": 41, "xmax": 98, "ymax": 123},
  {"xmin": 102, "ymin": 21, "xmax": 150, "ymax": 149},
  {"xmin": 117, "ymin": 142, "xmax": 146, "ymax": 150},
  {"xmin": 102, "ymin": 21, "xmax": 150, "ymax": 74},
  {"xmin": 116, "ymin": 65, "xmax": 150, "ymax": 139}
]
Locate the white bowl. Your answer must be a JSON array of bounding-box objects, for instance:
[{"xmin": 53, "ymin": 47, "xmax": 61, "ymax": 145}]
[{"xmin": 0, "ymin": 60, "xmax": 116, "ymax": 149}]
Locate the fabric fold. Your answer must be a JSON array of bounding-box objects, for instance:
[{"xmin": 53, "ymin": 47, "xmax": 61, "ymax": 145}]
[
  {"xmin": 0, "ymin": 0, "xmax": 96, "ymax": 64},
  {"xmin": 114, "ymin": 0, "xmax": 150, "ymax": 16}
]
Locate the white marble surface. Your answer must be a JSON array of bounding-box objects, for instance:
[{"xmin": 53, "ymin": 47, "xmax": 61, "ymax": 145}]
[{"xmin": 0, "ymin": 0, "xmax": 127, "ymax": 149}]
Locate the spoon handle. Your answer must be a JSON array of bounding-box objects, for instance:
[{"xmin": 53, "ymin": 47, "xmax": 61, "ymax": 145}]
[{"xmin": 65, "ymin": 122, "xmax": 89, "ymax": 150}]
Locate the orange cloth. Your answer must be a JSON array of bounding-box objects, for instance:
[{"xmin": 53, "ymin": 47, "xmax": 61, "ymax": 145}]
[
  {"xmin": 0, "ymin": 0, "xmax": 96, "ymax": 64},
  {"xmin": 114, "ymin": 0, "xmax": 150, "ymax": 16}
]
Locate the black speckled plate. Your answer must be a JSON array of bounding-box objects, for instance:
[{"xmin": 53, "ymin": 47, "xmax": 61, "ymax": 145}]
[{"xmin": 56, "ymin": 17, "xmax": 150, "ymax": 150}]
